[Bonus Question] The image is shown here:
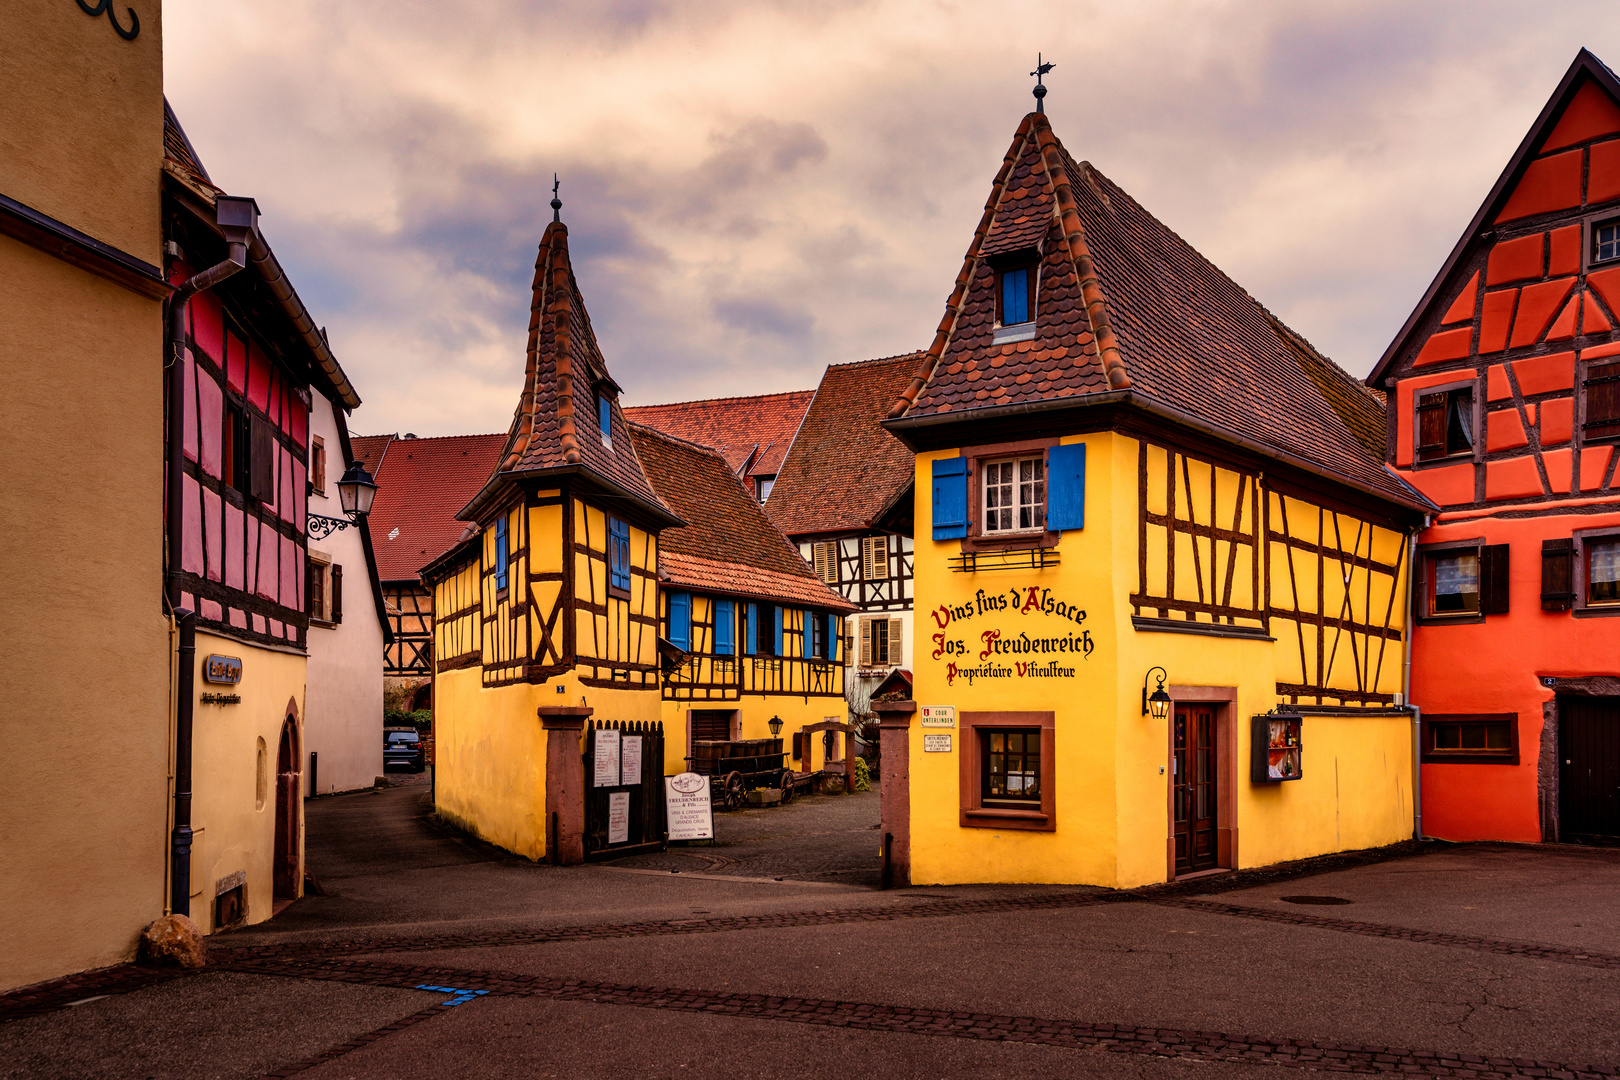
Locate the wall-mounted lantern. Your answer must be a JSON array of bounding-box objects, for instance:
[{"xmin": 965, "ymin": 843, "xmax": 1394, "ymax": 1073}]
[
  {"xmin": 309, "ymin": 461, "xmax": 378, "ymax": 540},
  {"xmin": 768, "ymin": 715, "xmax": 784, "ymax": 737},
  {"xmin": 1142, "ymin": 666, "xmax": 1171, "ymax": 720}
]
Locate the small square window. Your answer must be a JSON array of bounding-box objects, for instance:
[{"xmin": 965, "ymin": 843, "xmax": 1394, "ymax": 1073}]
[
  {"xmin": 1422, "ymin": 713, "xmax": 1518, "ymax": 764},
  {"xmin": 1586, "ymin": 537, "xmax": 1620, "ymax": 605},
  {"xmin": 1415, "ymin": 386, "xmax": 1475, "ymax": 462},
  {"xmin": 310, "ymin": 436, "xmax": 326, "ymax": 496},
  {"xmin": 983, "ymin": 729, "xmax": 1041, "ymax": 805},
  {"xmin": 983, "ymin": 455, "xmax": 1045, "ymax": 534},
  {"xmin": 1428, "ymin": 551, "xmax": 1480, "ymax": 615},
  {"xmin": 1596, "ymin": 220, "xmax": 1620, "ymax": 264},
  {"xmin": 960, "ymin": 712, "xmax": 1054, "ymax": 831}
]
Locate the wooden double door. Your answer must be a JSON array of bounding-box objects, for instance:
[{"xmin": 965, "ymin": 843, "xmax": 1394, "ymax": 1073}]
[
  {"xmin": 1560, "ymin": 696, "xmax": 1620, "ymax": 841},
  {"xmin": 1174, "ymin": 706, "xmax": 1218, "ymax": 874}
]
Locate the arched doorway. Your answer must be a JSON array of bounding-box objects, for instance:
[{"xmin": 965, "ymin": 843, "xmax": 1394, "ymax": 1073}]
[{"xmin": 273, "ymin": 706, "xmax": 302, "ymax": 901}]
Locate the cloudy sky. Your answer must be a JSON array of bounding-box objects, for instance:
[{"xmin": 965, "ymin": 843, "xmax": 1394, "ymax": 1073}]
[{"xmin": 164, "ymin": 1, "xmax": 1620, "ymax": 437}]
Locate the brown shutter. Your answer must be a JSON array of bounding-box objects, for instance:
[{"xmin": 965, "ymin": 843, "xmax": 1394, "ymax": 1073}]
[
  {"xmin": 251, "ymin": 417, "xmax": 275, "ymax": 501},
  {"xmin": 1542, "ymin": 538, "xmax": 1574, "ymax": 610},
  {"xmin": 1415, "ymin": 392, "xmax": 1448, "ymax": 462},
  {"xmin": 1480, "ymin": 543, "xmax": 1510, "ymax": 614},
  {"xmin": 332, "ymin": 563, "xmax": 344, "ymax": 623},
  {"xmin": 1586, "ymin": 360, "xmax": 1620, "ymax": 440},
  {"xmin": 306, "ymin": 557, "xmax": 316, "ymax": 619},
  {"xmin": 887, "ymin": 618, "xmax": 903, "ymax": 665},
  {"xmin": 859, "ymin": 618, "xmax": 872, "ymax": 667},
  {"xmin": 1413, "ymin": 552, "xmax": 1429, "ymax": 619}
]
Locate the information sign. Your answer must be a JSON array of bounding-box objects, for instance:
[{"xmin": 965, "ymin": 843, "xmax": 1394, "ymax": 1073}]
[
  {"xmin": 607, "ymin": 791, "xmax": 630, "ymax": 845},
  {"xmin": 664, "ymin": 772, "xmax": 715, "ymax": 841},
  {"xmin": 593, "ymin": 729, "xmax": 621, "ymax": 788},
  {"xmin": 919, "ymin": 706, "xmax": 955, "ymax": 727},
  {"xmin": 620, "ymin": 736, "xmax": 642, "ymax": 786},
  {"xmin": 923, "ymin": 733, "xmax": 953, "ymax": 753}
]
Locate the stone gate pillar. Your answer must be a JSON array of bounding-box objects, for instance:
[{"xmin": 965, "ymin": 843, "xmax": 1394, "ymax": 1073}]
[
  {"xmin": 539, "ymin": 707, "xmax": 592, "ymax": 866},
  {"xmin": 873, "ymin": 700, "xmax": 915, "ymax": 888}
]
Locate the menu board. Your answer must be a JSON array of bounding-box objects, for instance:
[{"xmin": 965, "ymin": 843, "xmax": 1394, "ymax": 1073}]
[
  {"xmin": 593, "ymin": 728, "xmax": 621, "ymax": 788},
  {"xmin": 620, "ymin": 736, "xmax": 642, "ymax": 786},
  {"xmin": 664, "ymin": 772, "xmax": 715, "ymax": 841},
  {"xmin": 607, "ymin": 791, "xmax": 630, "ymax": 845}
]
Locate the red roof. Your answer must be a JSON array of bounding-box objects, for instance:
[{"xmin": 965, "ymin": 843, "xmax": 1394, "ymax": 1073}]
[
  {"xmin": 352, "ymin": 433, "xmax": 507, "ymax": 582},
  {"xmin": 766, "ymin": 353, "xmax": 921, "ymax": 537},
  {"xmin": 624, "ymin": 389, "xmax": 813, "ymax": 480},
  {"xmin": 629, "ymin": 424, "xmax": 855, "ymax": 613},
  {"xmin": 890, "ymin": 111, "xmax": 1420, "ymax": 510}
]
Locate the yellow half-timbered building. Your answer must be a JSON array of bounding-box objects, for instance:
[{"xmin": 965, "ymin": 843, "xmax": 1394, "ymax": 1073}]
[{"xmin": 877, "ymin": 105, "xmax": 1434, "ymax": 888}]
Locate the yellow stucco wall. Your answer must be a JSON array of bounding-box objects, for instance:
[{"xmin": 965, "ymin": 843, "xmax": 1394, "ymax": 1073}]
[
  {"xmin": 188, "ymin": 632, "xmax": 307, "ymax": 933},
  {"xmin": 907, "ymin": 432, "xmax": 1415, "ymax": 889},
  {"xmin": 434, "ymin": 667, "xmax": 552, "ymax": 860}
]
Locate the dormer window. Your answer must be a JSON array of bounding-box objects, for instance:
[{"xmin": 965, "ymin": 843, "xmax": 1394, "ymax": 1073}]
[
  {"xmin": 990, "ymin": 255, "xmax": 1038, "ymax": 345},
  {"xmin": 1001, "ymin": 266, "xmax": 1032, "ymax": 325},
  {"xmin": 597, "ymin": 392, "xmax": 612, "ymax": 449}
]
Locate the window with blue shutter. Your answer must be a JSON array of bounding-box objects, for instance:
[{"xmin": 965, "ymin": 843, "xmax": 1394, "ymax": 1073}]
[
  {"xmin": 932, "ymin": 457, "xmax": 968, "ymax": 540},
  {"xmin": 773, "ymin": 606, "xmax": 784, "ymax": 657},
  {"xmin": 494, "ymin": 516, "xmax": 509, "ymax": 592},
  {"xmin": 598, "ymin": 393, "xmax": 612, "ymax": 441},
  {"xmin": 1001, "ymin": 266, "xmax": 1031, "ymax": 325},
  {"xmin": 714, "ymin": 601, "xmax": 734, "ymax": 656},
  {"xmin": 746, "ymin": 602, "xmax": 759, "ymax": 655},
  {"xmin": 608, "ymin": 516, "xmax": 630, "ymax": 592},
  {"xmin": 828, "ymin": 614, "xmax": 841, "ymax": 659},
  {"xmin": 801, "ymin": 609, "xmax": 813, "ymax": 658},
  {"xmin": 668, "ymin": 592, "xmax": 691, "ymax": 651},
  {"xmin": 1046, "ymin": 443, "xmax": 1086, "ymax": 531}
]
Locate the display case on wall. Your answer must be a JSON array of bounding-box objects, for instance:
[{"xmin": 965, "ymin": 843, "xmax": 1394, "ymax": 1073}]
[{"xmin": 1251, "ymin": 714, "xmax": 1303, "ymax": 783}]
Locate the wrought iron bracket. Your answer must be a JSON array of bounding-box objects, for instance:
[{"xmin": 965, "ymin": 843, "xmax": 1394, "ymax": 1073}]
[
  {"xmin": 948, "ymin": 547, "xmax": 1060, "ymax": 573},
  {"xmin": 307, "ymin": 513, "xmax": 356, "ymax": 540}
]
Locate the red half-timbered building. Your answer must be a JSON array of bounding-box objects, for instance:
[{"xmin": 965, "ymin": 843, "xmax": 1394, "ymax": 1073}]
[{"xmin": 1372, "ymin": 50, "xmax": 1620, "ymax": 844}]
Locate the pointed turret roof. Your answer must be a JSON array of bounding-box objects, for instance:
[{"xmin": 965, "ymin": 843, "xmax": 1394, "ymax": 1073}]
[
  {"xmin": 888, "ymin": 111, "xmax": 1424, "ymax": 513},
  {"xmin": 463, "ymin": 220, "xmax": 678, "ymax": 527}
]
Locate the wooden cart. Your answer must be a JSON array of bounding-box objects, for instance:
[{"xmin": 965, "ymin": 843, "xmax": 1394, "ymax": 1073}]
[{"xmin": 687, "ymin": 738, "xmax": 804, "ymax": 810}]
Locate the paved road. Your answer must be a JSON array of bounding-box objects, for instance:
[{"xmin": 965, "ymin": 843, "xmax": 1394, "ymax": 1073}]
[{"xmin": 5, "ymin": 781, "xmax": 1620, "ymax": 1079}]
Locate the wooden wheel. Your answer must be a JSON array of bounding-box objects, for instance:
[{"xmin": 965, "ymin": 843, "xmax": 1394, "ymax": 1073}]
[
  {"xmin": 779, "ymin": 770, "xmax": 795, "ymax": 804},
  {"xmin": 723, "ymin": 772, "xmax": 746, "ymax": 810}
]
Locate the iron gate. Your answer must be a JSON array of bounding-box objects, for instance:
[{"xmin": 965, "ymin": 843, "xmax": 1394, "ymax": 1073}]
[{"xmin": 583, "ymin": 719, "xmax": 666, "ymax": 859}]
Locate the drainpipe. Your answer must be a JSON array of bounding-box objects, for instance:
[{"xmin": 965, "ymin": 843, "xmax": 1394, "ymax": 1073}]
[
  {"xmin": 165, "ymin": 195, "xmax": 259, "ymax": 916},
  {"xmin": 1403, "ymin": 518, "xmax": 1427, "ymax": 842}
]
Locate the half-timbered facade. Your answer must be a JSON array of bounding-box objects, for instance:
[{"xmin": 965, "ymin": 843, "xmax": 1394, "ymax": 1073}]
[
  {"xmin": 767, "ymin": 355, "xmax": 920, "ymax": 703},
  {"xmin": 630, "ymin": 424, "xmax": 856, "ymax": 775},
  {"xmin": 1370, "ymin": 50, "xmax": 1620, "ymax": 845},
  {"xmin": 880, "ymin": 104, "xmax": 1432, "ymax": 889}
]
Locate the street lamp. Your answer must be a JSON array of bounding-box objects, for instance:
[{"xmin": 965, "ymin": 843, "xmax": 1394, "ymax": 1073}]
[
  {"xmin": 768, "ymin": 715, "xmax": 783, "ymax": 737},
  {"xmin": 1142, "ymin": 666, "xmax": 1171, "ymax": 720},
  {"xmin": 309, "ymin": 461, "xmax": 378, "ymax": 540}
]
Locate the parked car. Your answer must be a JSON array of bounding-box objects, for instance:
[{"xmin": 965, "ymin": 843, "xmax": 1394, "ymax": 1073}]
[{"xmin": 383, "ymin": 728, "xmax": 424, "ymax": 772}]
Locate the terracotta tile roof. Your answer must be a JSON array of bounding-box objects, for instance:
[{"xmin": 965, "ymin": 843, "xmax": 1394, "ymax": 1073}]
[
  {"xmin": 483, "ymin": 221, "xmax": 672, "ymax": 523},
  {"xmin": 624, "ymin": 390, "xmax": 814, "ymax": 480},
  {"xmin": 766, "ymin": 353, "xmax": 923, "ymax": 537},
  {"xmin": 351, "ymin": 433, "xmax": 507, "ymax": 582},
  {"xmin": 629, "ymin": 424, "xmax": 855, "ymax": 613},
  {"xmin": 890, "ymin": 111, "xmax": 1420, "ymax": 509}
]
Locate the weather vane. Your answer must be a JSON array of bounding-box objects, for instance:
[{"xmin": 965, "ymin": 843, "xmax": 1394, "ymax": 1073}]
[
  {"xmin": 1031, "ymin": 53, "xmax": 1055, "ymax": 113},
  {"xmin": 551, "ymin": 174, "xmax": 562, "ymax": 222}
]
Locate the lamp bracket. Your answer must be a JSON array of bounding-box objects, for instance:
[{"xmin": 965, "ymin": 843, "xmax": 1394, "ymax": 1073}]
[{"xmin": 307, "ymin": 513, "xmax": 356, "ymax": 541}]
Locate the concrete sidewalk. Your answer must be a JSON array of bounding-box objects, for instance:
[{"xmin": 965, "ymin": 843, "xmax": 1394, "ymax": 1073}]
[{"xmin": 5, "ymin": 781, "xmax": 1619, "ymax": 1079}]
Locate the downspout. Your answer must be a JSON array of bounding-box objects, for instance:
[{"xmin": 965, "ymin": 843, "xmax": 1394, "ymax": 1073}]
[
  {"xmin": 1403, "ymin": 517, "xmax": 1428, "ymax": 842},
  {"xmin": 165, "ymin": 196, "xmax": 259, "ymax": 917}
]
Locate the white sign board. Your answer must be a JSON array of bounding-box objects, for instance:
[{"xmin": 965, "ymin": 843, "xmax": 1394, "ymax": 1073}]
[
  {"xmin": 664, "ymin": 772, "xmax": 715, "ymax": 841},
  {"xmin": 919, "ymin": 706, "xmax": 956, "ymax": 728},
  {"xmin": 593, "ymin": 729, "xmax": 621, "ymax": 788},
  {"xmin": 620, "ymin": 736, "xmax": 642, "ymax": 786},
  {"xmin": 607, "ymin": 791, "xmax": 630, "ymax": 845},
  {"xmin": 923, "ymin": 733, "xmax": 953, "ymax": 753}
]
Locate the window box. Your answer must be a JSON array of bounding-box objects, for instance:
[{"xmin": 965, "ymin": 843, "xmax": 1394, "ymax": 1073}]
[
  {"xmin": 1421, "ymin": 713, "xmax": 1518, "ymax": 765},
  {"xmin": 959, "ymin": 711, "xmax": 1055, "ymax": 831},
  {"xmin": 1250, "ymin": 714, "xmax": 1303, "ymax": 783}
]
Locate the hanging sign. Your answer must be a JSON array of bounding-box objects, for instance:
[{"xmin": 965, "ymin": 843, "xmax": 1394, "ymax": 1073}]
[
  {"xmin": 920, "ymin": 706, "xmax": 955, "ymax": 727},
  {"xmin": 928, "ymin": 586, "xmax": 1097, "ymax": 687},
  {"xmin": 607, "ymin": 791, "xmax": 631, "ymax": 845},
  {"xmin": 203, "ymin": 654, "xmax": 243, "ymax": 685},
  {"xmin": 664, "ymin": 772, "xmax": 715, "ymax": 841},
  {"xmin": 923, "ymin": 733, "xmax": 953, "ymax": 753},
  {"xmin": 620, "ymin": 736, "xmax": 643, "ymax": 786},
  {"xmin": 593, "ymin": 729, "xmax": 621, "ymax": 788}
]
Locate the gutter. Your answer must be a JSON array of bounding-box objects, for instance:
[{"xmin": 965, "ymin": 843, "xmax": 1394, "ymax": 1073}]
[{"xmin": 246, "ymin": 232, "xmax": 359, "ymax": 410}]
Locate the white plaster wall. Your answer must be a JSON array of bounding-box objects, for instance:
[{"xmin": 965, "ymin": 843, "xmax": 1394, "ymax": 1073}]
[{"xmin": 303, "ymin": 393, "xmax": 386, "ymax": 794}]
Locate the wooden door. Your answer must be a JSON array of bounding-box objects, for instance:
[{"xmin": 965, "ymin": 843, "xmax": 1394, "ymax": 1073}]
[
  {"xmin": 1560, "ymin": 696, "xmax": 1620, "ymax": 840},
  {"xmin": 1174, "ymin": 707, "xmax": 1218, "ymax": 874},
  {"xmin": 273, "ymin": 720, "xmax": 301, "ymax": 899}
]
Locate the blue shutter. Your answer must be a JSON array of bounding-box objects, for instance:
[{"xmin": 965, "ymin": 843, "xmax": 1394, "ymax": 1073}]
[
  {"xmin": 746, "ymin": 603, "xmax": 759, "ymax": 655},
  {"xmin": 494, "ymin": 516, "xmax": 509, "ymax": 591},
  {"xmin": 608, "ymin": 517, "xmax": 630, "ymax": 591},
  {"xmin": 1046, "ymin": 442, "xmax": 1087, "ymax": 531},
  {"xmin": 715, "ymin": 601, "xmax": 734, "ymax": 656},
  {"xmin": 668, "ymin": 592, "xmax": 691, "ymax": 651},
  {"xmin": 824, "ymin": 613, "xmax": 838, "ymax": 660},
  {"xmin": 802, "ymin": 609, "xmax": 813, "ymax": 658},
  {"xmin": 598, "ymin": 394, "xmax": 612, "ymax": 438},
  {"xmin": 932, "ymin": 457, "xmax": 968, "ymax": 540},
  {"xmin": 1002, "ymin": 267, "xmax": 1029, "ymax": 324},
  {"xmin": 773, "ymin": 606, "xmax": 784, "ymax": 657}
]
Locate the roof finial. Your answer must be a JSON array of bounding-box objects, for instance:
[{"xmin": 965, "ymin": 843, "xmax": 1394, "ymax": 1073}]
[
  {"xmin": 550, "ymin": 174, "xmax": 562, "ymax": 223},
  {"xmin": 1031, "ymin": 53, "xmax": 1055, "ymax": 113}
]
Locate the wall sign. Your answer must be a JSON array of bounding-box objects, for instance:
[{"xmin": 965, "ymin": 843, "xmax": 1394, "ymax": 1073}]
[
  {"xmin": 203, "ymin": 654, "xmax": 243, "ymax": 685},
  {"xmin": 620, "ymin": 736, "xmax": 642, "ymax": 786},
  {"xmin": 923, "ymin": 733, "xmax": 953, "ymax": 753},
  {"xmin": 664, "ymin": 772, "xmax": 715, "ymax": 840},
  {"xmin": 920, "ymin": 706, "xmax": 955, "ymax": 728},
  {"xmin": 929, "ymin": 586, "xmax": 1097, "ymax": 686}
]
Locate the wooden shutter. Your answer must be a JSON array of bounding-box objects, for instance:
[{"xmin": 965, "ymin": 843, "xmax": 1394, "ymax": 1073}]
[
  {"xmin": 332, "ymin": 564, "xmax": 344, "ymax": 624},
  {"xmin": 746, "ymin": 603, "xmax": 759, "ymax": 655},
  {"xmin": 715, "ymin": 601, "xmax": 734, "ymax": 655},
  {"xmin": 668, "ymin": 592, "xmax": 691, "ymax": 650},
  {"xmin": 250, "ymin": 416, "xmax": 275, "ymax": 502},
  {"xmin": 887, "ymin": 618, "xmax": 903, "ymax": 666},
  {"xmin": 859, "ymin": 618, "xmax": 873, "ymax": 666},
  {"xmin": 792, "ymin": 732, "xmax": 805, "ymax": 760},
  {"xmin": 1480, "ymin": 543, "xmax": 1510, "ymax": 614},
  {"xmin": 1413, "ymin": 552, "xmax": 1428, "ymax": 618},
  {"xmin": 812, "ymin": 542, "xmax": 828, "ymax": 582},
  {"xmin": 306, "ymin": 557, "xmax": 317, "ymax": 620},
  {"xmin": 1542, "ymin": 538, "xmax": 1574, "ymax": 610},
  {"xmin": 801, "ymin": 609, "xmax": 813, "ymax": 658},
  {"xmin": 1046, "ymin": 442, "xmax": 1087, "ymax": 530},
  {"xmin": 825, "ymin": 614, "xmax": 838, "ymax": 660},
  {"xmin": 931, "ymin": 457, "xmax": 968, "ymax": 539},
  {"xmin": 861, "ymin": 536, "xmax": 889, "ymax": 580},
  {"xmin": 772, "ymin": 606, "xmax": 783, "ymax": 657},
  {"xmin": 1586, "ymin": 360, "xmax": 1620, "ymax": 440},
  {"xmin": 1415, "ymin": 392, "xmax": 1448, "ymax": 461}
]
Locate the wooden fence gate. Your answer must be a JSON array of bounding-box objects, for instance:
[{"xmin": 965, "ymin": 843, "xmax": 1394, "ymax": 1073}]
[{"xmin": 583, "ymin": 719, "xmax": 666, "ymax": 859}]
